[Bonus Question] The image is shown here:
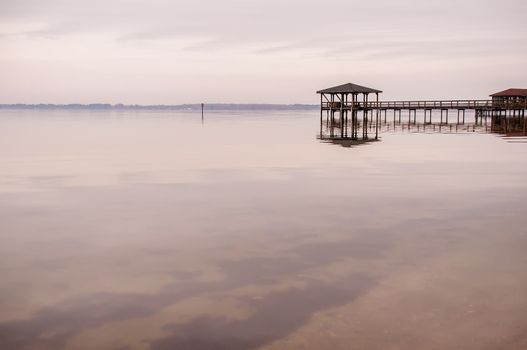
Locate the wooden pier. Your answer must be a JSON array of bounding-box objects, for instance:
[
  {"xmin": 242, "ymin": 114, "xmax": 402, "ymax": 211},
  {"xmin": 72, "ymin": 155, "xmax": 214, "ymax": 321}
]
[{"xmin": 318, "ymin": 84, "xmax": 527, "ymax": 141}]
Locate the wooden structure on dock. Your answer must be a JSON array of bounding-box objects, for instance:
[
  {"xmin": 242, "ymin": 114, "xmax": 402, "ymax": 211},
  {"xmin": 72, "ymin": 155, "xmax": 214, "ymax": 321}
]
[
  {"xmin": 318, "ymin": 83, "xmax": 527, "ymax": 141},
  {"xmin": 317, "ymin": 83, "xmax": 383, "ymax": 140},
  {"xmin": 490, "ymin": 88, "xmax": 527, "ymax": 107}
]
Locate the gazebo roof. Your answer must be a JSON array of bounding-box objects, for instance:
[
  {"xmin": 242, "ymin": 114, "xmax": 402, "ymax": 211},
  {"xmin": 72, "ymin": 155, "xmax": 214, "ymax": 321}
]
[
  {"xmin": 490, "ymin": 88, "xmax": 527, "ymax": 97},
  {"xmin": 317, "ymin": 83, "xmax": 382, "ymax": 94}
]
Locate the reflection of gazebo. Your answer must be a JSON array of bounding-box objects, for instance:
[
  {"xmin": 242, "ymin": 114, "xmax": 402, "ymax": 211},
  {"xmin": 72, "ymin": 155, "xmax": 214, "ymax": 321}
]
[{"xmin": 318, "ymin": 136, "xmax": 380, "ymax": 148}]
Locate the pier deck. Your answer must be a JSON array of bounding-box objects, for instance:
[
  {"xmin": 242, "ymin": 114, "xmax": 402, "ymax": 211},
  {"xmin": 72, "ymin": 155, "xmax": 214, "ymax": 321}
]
[
  {"xmin": 317, "ymin": 83, "xmax": 527, "ymax": 140},
  {"xmin": 321, "ymin": 100, "xmax": 527, "ymax": 111}
]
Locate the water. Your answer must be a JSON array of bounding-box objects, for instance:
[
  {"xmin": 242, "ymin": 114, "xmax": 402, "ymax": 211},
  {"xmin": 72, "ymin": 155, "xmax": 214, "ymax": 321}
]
[{"xmin": 1, "ymin": 109, "xmax": 526, "ymax": 350}]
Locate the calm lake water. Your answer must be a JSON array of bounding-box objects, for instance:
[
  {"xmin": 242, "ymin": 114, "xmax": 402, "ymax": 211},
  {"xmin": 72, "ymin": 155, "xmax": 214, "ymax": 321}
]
[{"xmin": 1, "ymin": 109, "xmax": 526, "ymax": 350}]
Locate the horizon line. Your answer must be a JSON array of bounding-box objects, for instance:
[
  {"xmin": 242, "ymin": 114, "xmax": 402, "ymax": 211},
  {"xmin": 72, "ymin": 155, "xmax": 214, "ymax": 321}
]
[{"xmin": 0, "ymin": 103, "xmax": 319, "ymax": 111}]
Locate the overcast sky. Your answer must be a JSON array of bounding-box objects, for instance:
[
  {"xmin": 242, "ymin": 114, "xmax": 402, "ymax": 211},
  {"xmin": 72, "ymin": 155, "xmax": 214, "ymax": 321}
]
[{"xmin": 0, "ymin": 0, "xmax": 526, "ymax": 104}]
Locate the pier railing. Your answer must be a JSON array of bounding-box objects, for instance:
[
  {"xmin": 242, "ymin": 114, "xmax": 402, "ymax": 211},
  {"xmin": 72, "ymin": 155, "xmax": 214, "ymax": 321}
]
[
  {"xmin": 321, "ymin": 100, "xmax": 527, "ymax": 110},
  {"xmin": 373, "ymin": 100, "xmax": 493, "ymax": 109}
]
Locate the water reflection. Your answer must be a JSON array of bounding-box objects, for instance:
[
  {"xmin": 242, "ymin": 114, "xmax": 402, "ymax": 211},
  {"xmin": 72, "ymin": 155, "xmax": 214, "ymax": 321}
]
[
  {"xmin": 319, "ymin": 137, "xmax": 380, "ymax": 148},
  {"xmin": 319, "ymin": 110, "xmax": 527, "ymax": 147},
  {"xmin": 1, "ymin": 110, "xmax": 527, "ymax": 350}
]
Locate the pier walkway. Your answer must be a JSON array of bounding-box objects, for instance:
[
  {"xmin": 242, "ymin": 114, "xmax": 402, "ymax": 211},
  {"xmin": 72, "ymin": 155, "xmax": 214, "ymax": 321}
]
[
  {"xmin": 317, "ymin": 83, "xmax": 527, "ymax": 140},
  {"xmin": 321, "ymin": 100, "xmax": 527, "ymax": 111}
]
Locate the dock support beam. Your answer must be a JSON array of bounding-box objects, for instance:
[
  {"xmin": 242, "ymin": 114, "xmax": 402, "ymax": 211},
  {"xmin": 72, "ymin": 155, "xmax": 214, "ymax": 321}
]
[{"xmin": 375, "ymin": 92, "xmax": 379, "ymax": 139}]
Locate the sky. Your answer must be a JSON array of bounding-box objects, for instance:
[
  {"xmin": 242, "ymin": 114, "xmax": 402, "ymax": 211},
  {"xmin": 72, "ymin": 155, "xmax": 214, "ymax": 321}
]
[{"xmin": 0, "ymin": 0, "xmax": 526, "ymax": 104}]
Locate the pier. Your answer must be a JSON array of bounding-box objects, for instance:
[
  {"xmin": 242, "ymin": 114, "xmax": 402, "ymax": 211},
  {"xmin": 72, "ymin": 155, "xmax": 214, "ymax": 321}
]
[{"xmin": 318, "ymin": 84, "xmax": 527, "ymax": 141}]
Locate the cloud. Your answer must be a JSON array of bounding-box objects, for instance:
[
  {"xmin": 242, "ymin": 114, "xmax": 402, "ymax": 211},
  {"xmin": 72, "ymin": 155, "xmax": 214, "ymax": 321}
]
[{"xmin": 0, "ymin": 0, "xmax": 526, "ymax": 102}]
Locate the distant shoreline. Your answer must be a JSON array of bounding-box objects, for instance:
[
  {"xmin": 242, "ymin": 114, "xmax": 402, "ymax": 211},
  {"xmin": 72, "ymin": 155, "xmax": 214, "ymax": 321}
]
[{"xmin": 0, "ymin": 103, "xmax": 318, "ymax": 111}]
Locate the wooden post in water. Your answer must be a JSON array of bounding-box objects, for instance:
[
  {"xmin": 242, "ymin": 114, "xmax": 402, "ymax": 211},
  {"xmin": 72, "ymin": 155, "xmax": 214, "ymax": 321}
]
[
  {"xmin": 365, "ymin": 93, "xmax": 369, "ymax": 139},
  {"xmin": 354, "ymin": 93, "xmax": 358, "ymax": 139},
  {"xmin": 339, "ymin": 94, "xmax": 344, "ymax": 138},
  {"xmin": 320, "ymin": 94, "xmax": 323, "ymax": 136},
  {"xmin": 362, "ymin": 94, "xmax": 368, "ymax": 140},
  {"xmin": 375, "ymin": 92, "xmax": 379, "ymax": 139}
]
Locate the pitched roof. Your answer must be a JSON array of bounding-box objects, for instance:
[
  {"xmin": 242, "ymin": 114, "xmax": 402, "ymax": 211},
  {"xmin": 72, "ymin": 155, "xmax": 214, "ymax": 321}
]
[
  {"xmin": 490, "ymin": 88, "xmax": 527, "ymax": 97},
  {"xmin": 317, "ymin": 83, "xmax": 382, "ymax": 94}
]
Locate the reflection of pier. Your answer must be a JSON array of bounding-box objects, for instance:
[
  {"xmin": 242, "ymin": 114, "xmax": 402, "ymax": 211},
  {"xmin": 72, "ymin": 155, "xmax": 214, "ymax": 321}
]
[
  {"xmin": 318, "ymin": 113, "xmax": 527, "ymax": 146},
  {"xmin": 317, "ymin": 83, "xmax": 527, "ymax": 143}
]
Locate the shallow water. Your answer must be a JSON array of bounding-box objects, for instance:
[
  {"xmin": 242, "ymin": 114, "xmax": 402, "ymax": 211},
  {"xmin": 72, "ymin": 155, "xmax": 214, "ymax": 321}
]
[{"xmin": 1, "ymin": 109, "xmax": 526, "ymax": 350}]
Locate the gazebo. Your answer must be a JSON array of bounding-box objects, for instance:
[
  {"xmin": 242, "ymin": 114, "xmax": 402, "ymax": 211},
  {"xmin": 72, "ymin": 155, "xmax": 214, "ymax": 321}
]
[
  {"xmin": 316, "ymin": 83, "xmax": 383, "ymax": 140},
  {"xmin": 490, "ymin": 88, "xmax": 527, "ymax": 108},
  {"xmin": 316, "ymin": 82, "xmax": 382, "ymax": 110}
]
